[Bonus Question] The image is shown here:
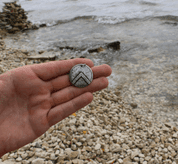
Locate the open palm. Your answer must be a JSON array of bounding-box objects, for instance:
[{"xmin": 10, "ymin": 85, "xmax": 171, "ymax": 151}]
[{"xmin": 0, "ymin": 58, "xmax": 112, "ymax": 156}]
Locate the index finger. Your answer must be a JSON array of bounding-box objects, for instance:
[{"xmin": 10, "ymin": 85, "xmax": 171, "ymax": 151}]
[{"xmin": 30, "ymin": 58, "xmax": 94, "ymax": 81}]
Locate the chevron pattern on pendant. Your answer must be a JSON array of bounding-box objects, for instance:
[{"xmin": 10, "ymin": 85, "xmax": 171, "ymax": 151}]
[{"xmin": 72, "ymin": 71, "xmax": 91, "ymax": 86}]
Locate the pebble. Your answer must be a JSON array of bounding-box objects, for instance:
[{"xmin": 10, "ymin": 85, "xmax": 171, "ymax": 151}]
[
  {"xmin": 49, "ymin": 153, "xmax": 55, "ymax": 160},
  {"xmin": 131, "ymin": 150, "xmax": 139, "ymax": 159},
  {"xmin": 16, "ymin": 157, "xmax": 22, "ymax": 162},
  {"xmin": 94, "ymin": 143, "xmax": 101, "ymax": 150},
  {"xmin": 70, "ymin": 151, "xmax": 79, "ymax": 159},
  {"xmin": 120, "ymin": 117, "xmax": 126, "ymax": 124},
  {"xmin": 31, "ymin": 158, "xmax": 45, "ymax": 164}
]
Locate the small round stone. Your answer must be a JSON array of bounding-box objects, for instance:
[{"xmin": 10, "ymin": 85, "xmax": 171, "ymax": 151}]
[{"xmin": 69, "ymin": 64, "xmax": 93, "ymax": 88}]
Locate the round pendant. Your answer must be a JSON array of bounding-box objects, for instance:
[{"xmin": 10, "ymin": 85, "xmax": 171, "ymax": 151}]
[{"xmin": 69, "ymin": 64, "xmax": 93, "ymax": 88}]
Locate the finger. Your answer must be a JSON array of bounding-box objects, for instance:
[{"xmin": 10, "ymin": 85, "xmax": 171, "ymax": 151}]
[
  {"xmin": 51, "ymin": 77, "xmax": 108, "ymax": 107},
  {"xmin": 30, "ymin": 58, "xmax": 94, "ymax": 81},
  {"xmin": 48, "ymin": 92, "xmax": 93, "ymax": 126},
  {"xmin": 92, "ymin": 64, "xmax": 112, "ymax": 79},
  {"xmin": 49, "ymin": 64, "xmax": 112, "ymax": 92}
]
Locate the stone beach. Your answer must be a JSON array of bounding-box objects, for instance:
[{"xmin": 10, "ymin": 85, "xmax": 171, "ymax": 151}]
[{"xmin": 0, "ymin": 2, "xmax": 178, "ymax": 164}]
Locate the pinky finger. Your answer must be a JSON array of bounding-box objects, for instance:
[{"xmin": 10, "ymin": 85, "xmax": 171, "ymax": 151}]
[{"xmin": 47, "ymin": 92, "xmax": 93, "ymax": 126}]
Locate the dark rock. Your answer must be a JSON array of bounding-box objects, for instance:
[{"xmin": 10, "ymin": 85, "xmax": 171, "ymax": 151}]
[
  {"xmin": 107, "ymin": 41, "xmax": 120, "ymax": 50},
  {"xmin": 164, "ymin": 21, "xmax": 178, "ymax": 26},
  {"xmin": 59, "ymin": 46, "xmax": 75, "ymax": 50},
  {"xmin": 39, "ymin": 24, "xmax": 47, "ymax": 27},
  {"xmin": 35, "ymin": 142, "xmax": 42, "ymax": 148},
  {"xmin": 130, "ymin": 103, "xmax": 138, "ymax": 108},
  {"xmin": 38, "ymin": 50, "xmax": 44, "ymax": 54},
  {"xmin": 8, "ymin": 27, "xmax": 20, "ymax": 33},
  {"xmin": 32, "ymin": 24, "xmax": 39, "ymax": 30}
]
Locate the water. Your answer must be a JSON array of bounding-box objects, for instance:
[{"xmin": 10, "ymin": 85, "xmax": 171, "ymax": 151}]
[
  {"xmin": 1, "ymin": 0, "xmax": 178, "ymax": 122},
  {"xmin": 1, "ymin": 0, "xmax": 178, "ymax": 25}
]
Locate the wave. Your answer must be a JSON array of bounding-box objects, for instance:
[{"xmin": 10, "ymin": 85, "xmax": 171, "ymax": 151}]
[
  {"xmin": 32, "ymin": 16, "xmax": 96, "ymax": 27},
  {"xmin": 33, "ymin": 14, "xmax": 178, "ymax": 28},
  {"xmin": 33, "ymin": 15, "xmax": 144, "ymax": 27}
]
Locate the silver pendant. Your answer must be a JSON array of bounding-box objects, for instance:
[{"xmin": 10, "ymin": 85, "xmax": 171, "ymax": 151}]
[{"xmin": 69, "ymin": 64, "xmax": 93, "ymax": 88}]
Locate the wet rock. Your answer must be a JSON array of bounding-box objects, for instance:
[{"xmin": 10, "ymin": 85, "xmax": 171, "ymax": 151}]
[
  {"xmin": 106, "ymin": 41, "xmax": 120, "ymax": 50},
  {"xmin": 59, "ymin": 46, "xmax": 76, "ymax": 50},
  {"xmin": 79, "ymin": 56, "xmax": 85, "ymax": 58},
  {"xmin": 39, "ymin": 24, "xmax": 47, "ymax": 27}
]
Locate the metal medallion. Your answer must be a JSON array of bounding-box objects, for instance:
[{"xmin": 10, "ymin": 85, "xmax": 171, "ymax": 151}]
[{"xmin": 69, "ymin": 64, "xmax": 93, "ymax": 88}]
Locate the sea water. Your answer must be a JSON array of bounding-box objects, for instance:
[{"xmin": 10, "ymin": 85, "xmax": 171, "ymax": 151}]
[{"xmin": 1, "ymin": 0, "xmax": 178, "ymax": 25}]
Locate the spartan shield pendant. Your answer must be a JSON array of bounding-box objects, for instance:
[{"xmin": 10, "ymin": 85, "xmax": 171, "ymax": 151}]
[{"xmin": 69, "ymin": 64, "xmax": 93, "ymax": 88}]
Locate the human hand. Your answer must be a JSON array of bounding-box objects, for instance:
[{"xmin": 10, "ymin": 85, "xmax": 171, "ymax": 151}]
[{"xmin": 0, "ymin": 58, "xmax": 112, "ymax": 157}]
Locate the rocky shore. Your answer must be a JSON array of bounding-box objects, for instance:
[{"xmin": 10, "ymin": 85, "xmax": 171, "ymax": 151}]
[
  {"xmin": 0, "ymin": 2, "xmax": 178, "ymax": 164},
  {"xmin": 0, "ymin": 33, "xmax": 178, "ymax": 164}
]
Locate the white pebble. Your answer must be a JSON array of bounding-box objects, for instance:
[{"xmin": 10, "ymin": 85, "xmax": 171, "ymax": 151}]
[
  {"xmin": 95, "ymin": 143, "xmax": 101, "ymax": 150},
  {"xmin": 32, "ymin": 158, "xmax": 45, "ymax": 164}
]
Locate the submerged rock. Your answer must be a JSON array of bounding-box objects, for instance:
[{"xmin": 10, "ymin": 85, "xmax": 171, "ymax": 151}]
[{"xmin": 106, "ymin": 41, "xmax": 120, "ymax": 50}]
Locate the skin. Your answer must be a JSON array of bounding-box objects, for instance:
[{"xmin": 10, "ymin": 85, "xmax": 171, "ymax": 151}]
[{"xmin": 0, "ymin": 58, "xmax": 112, "ymax": 157}]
